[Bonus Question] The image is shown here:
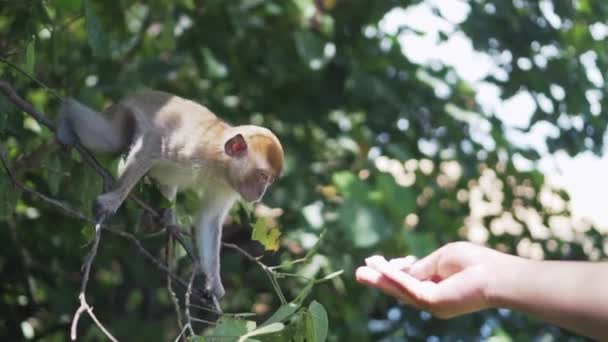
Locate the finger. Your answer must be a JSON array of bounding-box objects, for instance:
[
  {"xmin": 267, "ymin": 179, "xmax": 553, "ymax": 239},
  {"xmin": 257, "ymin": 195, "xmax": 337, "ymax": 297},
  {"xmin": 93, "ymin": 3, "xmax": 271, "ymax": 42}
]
[
  {"xmin": 365, "ymin": 256, "xmax": 434, "ymax": 303},
  {"xmin": 364, "ymin": 255, "xmax": 388, "ymax": 266},
  {"xmin": 356, "ymin": 266, "xmax": 416, "ymax": 305},
  {"xmin": 428, "ymin": 267, "xmax": 490, "ymax": 318},
  {"xmin": 407, "ymin": 247, "xmax": 445, "ymax": 280},
  {"xmin": 389, "ymin": 255, "xmax": 417, "ymax": 270}
]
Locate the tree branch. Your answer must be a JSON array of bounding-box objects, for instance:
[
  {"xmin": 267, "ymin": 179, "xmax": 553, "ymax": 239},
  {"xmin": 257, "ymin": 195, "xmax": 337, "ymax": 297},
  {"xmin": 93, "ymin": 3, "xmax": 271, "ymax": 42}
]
[{"xmin": 0, "ymin": 79, "xmax": 56, "ymax": 129}]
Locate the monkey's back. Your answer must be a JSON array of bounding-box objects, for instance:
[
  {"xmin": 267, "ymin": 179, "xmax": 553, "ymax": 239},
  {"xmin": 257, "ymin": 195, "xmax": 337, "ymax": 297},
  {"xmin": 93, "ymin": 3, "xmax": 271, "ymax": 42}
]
[
  {"xmin": 118, "ymin": 90, "xmax": 220, "ymax": 128},
  {"xmin": 111, "ymin": 90, "xmax": 232, "ymax": 180}
]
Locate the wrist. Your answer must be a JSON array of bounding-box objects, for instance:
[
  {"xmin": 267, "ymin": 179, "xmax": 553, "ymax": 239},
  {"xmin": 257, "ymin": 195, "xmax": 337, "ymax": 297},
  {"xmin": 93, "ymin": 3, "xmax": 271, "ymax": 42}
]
[{"xmin": 484, "ymin": 252, "xmax": 529, "ymax": 309}]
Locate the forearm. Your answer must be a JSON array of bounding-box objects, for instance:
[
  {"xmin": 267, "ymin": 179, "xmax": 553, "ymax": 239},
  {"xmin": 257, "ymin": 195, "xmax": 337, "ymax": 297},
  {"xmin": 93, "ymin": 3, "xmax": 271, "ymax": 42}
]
[{"xmin": 489, "ymin": 256, "xmax": 608, "ymax": 339}]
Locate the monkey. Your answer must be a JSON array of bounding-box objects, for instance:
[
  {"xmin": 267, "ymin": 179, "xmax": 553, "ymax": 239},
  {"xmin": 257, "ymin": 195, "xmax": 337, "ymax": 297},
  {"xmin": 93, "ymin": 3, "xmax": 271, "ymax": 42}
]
[{"xmin": 55, "ymin": 90, "xmax": 284, "ymax": 304}]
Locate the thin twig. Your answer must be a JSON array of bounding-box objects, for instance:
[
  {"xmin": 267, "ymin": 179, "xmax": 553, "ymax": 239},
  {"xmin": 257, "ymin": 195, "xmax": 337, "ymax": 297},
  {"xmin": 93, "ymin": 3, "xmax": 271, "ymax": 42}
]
[
  {"xmin": 167, "ymin": 223, "xmax": 198, "ymax": 264},
  {"xmin": 185, "ymin": 267, "xmax": 197, "ymax": 337},
  {"xmin": 71, "ymin": 293, "xmax": 118, "ymax": 342},
  {"xmin": 173, "ymin": 323, "xmax": 191, "ymax": 342},
  {"xmin": 223, "ymin": 243, "xmax": 287, "ymax": 304},
  {"xmin": 130, "ymin": 195, "xmax": 160, "ymax": 217},
  {"xmin": 190, "ymin": 317, "xmax": 217, "ymax": 325},
  {"xmin": 106, "ymin": 227, "xmax": 209, "ymax": 300},
  {"xmin": 186, "ymin": 303, "xmax": 224, "ymax": 315},
  {"xmin": 70, "ymin": 223, "xmax": 118, "ymax": 341},
  {"xmin": 167, "ymin": 237, "xmax": 185, "ymax": 334},
  {"xmin": 269, "ymin": 229, "xmax": 326, "ymax": 271}
]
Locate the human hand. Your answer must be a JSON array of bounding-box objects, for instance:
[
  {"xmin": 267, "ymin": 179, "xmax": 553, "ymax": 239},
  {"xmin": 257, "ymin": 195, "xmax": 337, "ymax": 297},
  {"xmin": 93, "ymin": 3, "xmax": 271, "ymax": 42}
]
[{"xmin": 356, "ymin": 242, "xmax": 513, "ymax": 318}]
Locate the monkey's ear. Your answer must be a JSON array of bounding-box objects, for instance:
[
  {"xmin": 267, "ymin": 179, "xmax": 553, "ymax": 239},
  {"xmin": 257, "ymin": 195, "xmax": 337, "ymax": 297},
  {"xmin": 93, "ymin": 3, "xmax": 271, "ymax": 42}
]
[{"xmin": 225, "ymin": 134, "xmax": 248, "ymax": 157}]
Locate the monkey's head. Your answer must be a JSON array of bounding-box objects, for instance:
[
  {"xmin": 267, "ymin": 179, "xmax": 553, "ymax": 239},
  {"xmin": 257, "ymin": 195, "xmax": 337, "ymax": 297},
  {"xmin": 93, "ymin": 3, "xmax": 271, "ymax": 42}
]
[{"xmin": 223, "ymin": 125, "xmax": 284, "ymax": 202}]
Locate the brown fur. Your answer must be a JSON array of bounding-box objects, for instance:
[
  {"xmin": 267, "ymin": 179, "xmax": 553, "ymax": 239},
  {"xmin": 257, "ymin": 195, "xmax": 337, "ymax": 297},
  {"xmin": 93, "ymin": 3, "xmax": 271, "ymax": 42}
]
[{"xmin": 250, "ymin": 134, "xmax": 284, "ymax": 177}]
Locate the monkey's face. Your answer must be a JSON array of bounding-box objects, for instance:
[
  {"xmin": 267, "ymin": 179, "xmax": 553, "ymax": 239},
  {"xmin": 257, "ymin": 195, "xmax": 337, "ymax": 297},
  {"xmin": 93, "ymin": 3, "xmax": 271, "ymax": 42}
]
[
  {"xmin": 238, "ymin": 169, "xmax": 276, "ymax": 201},
  {"xmin": 224, "ymin": 128, "xmax": 284, "ymax": 202}
]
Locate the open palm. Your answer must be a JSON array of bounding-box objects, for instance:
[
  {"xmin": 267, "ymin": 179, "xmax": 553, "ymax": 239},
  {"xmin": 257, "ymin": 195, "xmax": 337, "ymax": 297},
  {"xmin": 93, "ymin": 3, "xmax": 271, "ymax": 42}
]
[{"xmin": 356, "ymin": 242, "xmax": 507, "ymax": 318}]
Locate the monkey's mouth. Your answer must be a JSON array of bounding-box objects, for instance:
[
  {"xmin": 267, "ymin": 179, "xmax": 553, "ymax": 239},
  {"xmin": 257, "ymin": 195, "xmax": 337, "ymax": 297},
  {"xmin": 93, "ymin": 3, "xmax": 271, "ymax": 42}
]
[{"xmin": 239, "ymin": 183, "xmax": 266, "ymax": 202}]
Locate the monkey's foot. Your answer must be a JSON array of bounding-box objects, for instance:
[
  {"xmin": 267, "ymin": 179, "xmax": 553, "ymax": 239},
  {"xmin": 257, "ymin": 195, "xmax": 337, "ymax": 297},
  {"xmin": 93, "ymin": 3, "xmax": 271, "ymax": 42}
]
[
  {"xmin": 205, "ymin": 278, "xmax": 226, "ymax": 301},
  {"xmin": 158, "ymin": 208, "xmax": 176, "ymax": 227},
  {"xmin": 204, "ymin": 280, "xmax": 225, "ymax": 314},
  {"xmin": 93, "ymin": 193, "xmax": 120, "ymax": 223}
]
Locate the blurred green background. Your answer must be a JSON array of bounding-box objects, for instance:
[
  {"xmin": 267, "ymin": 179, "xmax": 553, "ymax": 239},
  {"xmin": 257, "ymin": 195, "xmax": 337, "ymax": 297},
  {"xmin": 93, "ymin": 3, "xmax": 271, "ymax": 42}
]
[{"xmin": 1, "ymin": 0, "xmax": 607, "ymax": 340}]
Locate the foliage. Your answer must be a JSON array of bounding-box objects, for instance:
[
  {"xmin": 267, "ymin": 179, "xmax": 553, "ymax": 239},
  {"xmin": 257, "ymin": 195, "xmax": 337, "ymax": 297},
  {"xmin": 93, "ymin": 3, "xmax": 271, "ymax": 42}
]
[{"xmin": 0, "ymin": 0, "xmax": 606, "ymax": 341}]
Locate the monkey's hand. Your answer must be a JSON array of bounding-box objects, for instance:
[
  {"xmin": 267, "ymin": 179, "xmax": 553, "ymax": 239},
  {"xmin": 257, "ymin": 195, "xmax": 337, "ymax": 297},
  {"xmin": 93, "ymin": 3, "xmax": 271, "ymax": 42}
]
[
  {"xmin": 205, "ymin": 276, "xmax": 226, "ymax": 300},
  {"xmin": 93, "ymin": 193, "xmax": 121, "ymax": 223}
]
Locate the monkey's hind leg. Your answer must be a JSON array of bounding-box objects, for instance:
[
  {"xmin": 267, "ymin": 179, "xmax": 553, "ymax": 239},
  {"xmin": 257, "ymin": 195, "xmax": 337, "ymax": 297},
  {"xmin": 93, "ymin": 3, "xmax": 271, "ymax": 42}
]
[{"xmin": 56, "ymin": 99, "xmax": 129, "ymax": 154}]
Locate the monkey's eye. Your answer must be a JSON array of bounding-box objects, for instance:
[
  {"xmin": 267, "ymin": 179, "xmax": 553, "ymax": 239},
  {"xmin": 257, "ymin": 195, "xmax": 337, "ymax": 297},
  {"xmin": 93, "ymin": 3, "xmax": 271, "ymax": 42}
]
[{"xmin": 258, "ymin": 171, "xmax": 271, "ymax": 183}]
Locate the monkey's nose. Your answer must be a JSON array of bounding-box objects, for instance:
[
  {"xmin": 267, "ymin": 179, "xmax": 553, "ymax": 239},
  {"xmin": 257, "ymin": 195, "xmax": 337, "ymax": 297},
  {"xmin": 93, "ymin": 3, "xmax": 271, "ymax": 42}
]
[{"xmin": 258, "ymin": 172, "xmax": 270, "ymax": 183}]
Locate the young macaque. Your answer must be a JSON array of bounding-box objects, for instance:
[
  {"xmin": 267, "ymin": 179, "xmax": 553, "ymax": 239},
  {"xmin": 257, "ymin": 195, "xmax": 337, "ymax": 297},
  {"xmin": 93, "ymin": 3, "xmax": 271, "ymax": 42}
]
[{"xmin": 56, "ymin": 90, "xmax": 284, "ymax": 304}]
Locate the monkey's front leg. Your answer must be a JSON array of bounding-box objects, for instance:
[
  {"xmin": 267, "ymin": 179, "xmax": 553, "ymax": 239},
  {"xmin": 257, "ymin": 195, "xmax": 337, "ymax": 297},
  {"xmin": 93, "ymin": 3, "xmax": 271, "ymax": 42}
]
[
  {"xmin": 94, "ymin": 134, "xmax": 160, "ymax": 222},
  {"xmin": 196, "ymin": 193, "xmax": 237, "ymax": 306},
  {"xmin": 197, "ymin": 213, "xmax": 226, "ymax": 301}
]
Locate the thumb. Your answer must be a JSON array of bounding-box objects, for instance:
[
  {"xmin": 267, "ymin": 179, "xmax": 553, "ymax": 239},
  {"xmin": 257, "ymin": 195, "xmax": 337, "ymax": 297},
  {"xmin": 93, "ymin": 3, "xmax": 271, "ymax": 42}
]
[{"xmin": 408, "ymin": 248, "xmax": 444, "ymax": 280}]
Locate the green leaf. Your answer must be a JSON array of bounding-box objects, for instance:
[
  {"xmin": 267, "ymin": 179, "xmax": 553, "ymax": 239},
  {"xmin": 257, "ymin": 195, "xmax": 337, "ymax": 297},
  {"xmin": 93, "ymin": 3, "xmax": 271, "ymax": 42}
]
[
  {"xmin": 315, "ymin": 270, "xmax": 343, "ymax": 284},
  {"xmin": 292, "ymin": 311, "xmax": 307, "ymax": 342},
  {"xmin": 84, "ymin": 0, "xmax": 110, "ymax": 58},
  {"xmin": 203, "ymin": 317, "xmax": 256, "ymax": 341},
  {"xmin": 251, "ymin": 217, "xmax": 281, "ymax": 252},
  {"xmin": 305, "ymin": 301, "xmax": 328, "ymax": 342},
  {"xmin": 238, "ymin": 322, "xmax": 285, "ymax": 342},
  {"xmin": 261, "ymin": 302, "xmax": 300, "ymax": 326},
  {"xmin": 24, "ymin": 39, "xmax": 35, "ymax": 75}
]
